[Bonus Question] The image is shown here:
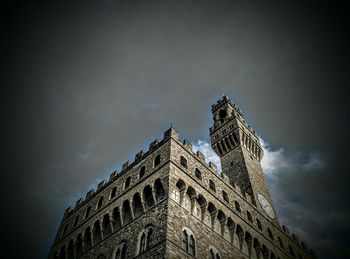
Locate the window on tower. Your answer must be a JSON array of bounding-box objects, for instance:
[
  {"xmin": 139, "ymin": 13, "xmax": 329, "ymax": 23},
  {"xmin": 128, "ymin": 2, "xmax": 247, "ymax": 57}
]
[
  {"xmin": 209, "ymin": 179, "xmax": 216, "ymax": 192},
  {"xmin": 234, "ymin": 201, "xmax": 241, "ymax": 213},
  {"xmin": 154, "ymin": 154, "xmax": 161, "ymax": 167},
  {"xmin": 180, "ymin": 156, "xmax": 188, "ymax": 168}
]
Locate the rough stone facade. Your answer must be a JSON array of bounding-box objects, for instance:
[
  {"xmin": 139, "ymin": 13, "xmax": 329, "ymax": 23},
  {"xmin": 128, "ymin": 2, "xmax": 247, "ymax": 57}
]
[{"xmin": 49, "ymin": 96, "xmax": 316, "ymax": 259}]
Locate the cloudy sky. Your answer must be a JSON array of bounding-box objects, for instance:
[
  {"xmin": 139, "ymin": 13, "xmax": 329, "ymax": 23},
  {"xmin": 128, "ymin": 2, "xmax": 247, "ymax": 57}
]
[{"xmin": 4, "ymin": 1, "xmax": 349, "ymax": 258}]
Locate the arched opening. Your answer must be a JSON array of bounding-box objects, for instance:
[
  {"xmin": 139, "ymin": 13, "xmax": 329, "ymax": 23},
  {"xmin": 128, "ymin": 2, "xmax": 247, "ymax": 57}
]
[
  {"xmin": 93, "ymin": 220, "xmax": 102, "ymax": 244},
  {"xmin": 67, "ymin": 239, "xmax": 74, "ymax": 259},
  {"xmin": 195, "ymin": 168, "xmax": 202, "ymax": 180},
  {"xmin": 59, "ymin": 246, "xmax": 66, "ymax": 259},
  {"xmin": 124, "ymin": 177, "xmax": 131, "ymax": 189},
  {"xmin": 262, "ymin": 245, "xmax": 269, "ymax": 259},
  {"xmin": 209, "ymin": 179, "xmax": 216, "ymax": 192},
  {"xmin": 267, "ymin": 228, "xmax": 274, "ymax": 240},
  {"xmin": 112, "ymin": 207, "xmax": 122, "ymax": 230},
  {"xmin": 226, "ymin": 217, "xmax": 235, "ymax": 242},
  {"xmin": 182, "ymin": 228, "xmax": 196, "ymax": 256},
  {"xmin": 143, "ymin": 185, "xmax": 155, "ymax": 208},
  {"xmin": 84, "ymin": 206, "xmax": 91, "ymax": 219},
  {"xmin": 132, "ymin": 193, "xmax": 144, "ymax": 217},
  {"xmin": 139, "ymin": 166, "xmax": 146, "ymax": 179},
  {"xmin": 196, "ymin": 194, "xmax": 207, "ymax": 220},
  {"xmin": 278, "ymin": 236, "xmax": 284, "ymax": 248},
  {"xmin": 216, "ymin": 210, "xmax": 226, "ymax": 235},
  {"xmin": 253, "ymin": 238, "xmax": 261, "ymax": 258},
  {"xmin": 73, "ymin": 215, "xmax": 79, "ymax": 228},
  {"xmin": 247, "ymin": 211, "xmax": 253, "ymax": 222},
  {"xmin": 234, "ymin": 201, "xmax": 241, "ymax": 213},
  {"xmin": 75, "ymin": 233, "xmax": 83, "ymax": 257},
  {"xmin": 122, "ymin": 200, "xmax": 133, "ymax": 224},
  {"xmin": 244, "ymin": 231, "xmax": 252, "ymax": 255},
  {"xmin": 114, "ymin": 241, "xmax": 127, "ymax": 259},
  {"xmin": 83, "ymin": 227, "xmax": 92, "ymax": 251},
  {"xmin": 209, "ymin": 246, "xmax": 221, "ymax": 259},
  {"xmin": 139, "ymin": 225, "xmax": 153, "ymax": 254},
  {"xmin": 102, "ymin": 214, "xmax": 112, "ymax": 237},
  {"xmin": 288, "ymin": 245, "xmax": 295, "ymax": 257},
  {"xmin": 183, "ymin": 192, "xmax": 191, "ymax": 212},
  {"xmin": 236, "ymin": 224, "xmax": 244, "ymax": 249},
  {"xmin": 257, "ymin": 218, "xmax": 262, "ymax": 230},
  {"xmin": 222, "ymin": 190, "xmax": 229, "ymax": 203},
  {"xmin": 219, "ymin": 109, "xmax": 227, "ymax": 122},
  {"xmin": 110, "ymin": 187, "xmax": 117, "ymax": 199},
  {"xmin": 207, "ymin": 202, "xmax": 217, "ymax": 228},
  {"xmin": 180, "ymin": 156, "xmax": 188, "ymax": 168},
  {"xmin": 154, "ymin": 154, "xmax": 161, "ymax": 167},
  {"xmin": 154, "ymin": 178, "xmax": 166, "ymax": 202},
  {"xmin": 97, "ymin": 196, "xmax": 104, "ymax": 210}
]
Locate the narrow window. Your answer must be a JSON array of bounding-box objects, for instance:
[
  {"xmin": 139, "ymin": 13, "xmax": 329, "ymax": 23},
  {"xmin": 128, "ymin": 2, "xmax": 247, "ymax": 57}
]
[
  {"xmin": 189, "ymin": 234, "xmax": 196, "ymax": 256},
  {"xmin": 139, "ymin": 226, "xmax": 153, "ymax": 254},
  {"xmin": 180, "ymin": 156, "xmax": 187, "ymax": 168},
  {"xmin": 182, "ymin": 228, "xmax": 196, "ymax": 256},
  {"xmin": 75, "ymin": 234, "xmax": 83, "ymax": 257},
  {"xmin": 139, "ymin": 166, "xmax": 145, "ymax": 179},
  {"xmin": 278, "ymin": 237, "xmax": 285, "ymax": 248},
  {"xmin": 247, "ymin": 211, "xmax": 253, "ymax": 222},
  {"xmin": 93, "ymin": 220, "xmax": 102, "ymax": 244},
  {"xmin": 62, "ymin": 224, "xmax": 68, "ymax": 236},
  {"xmin": 268, "ymin": 228, "xmax": 274, "ymax": 239},
  {"xmin": 234, "ymin": 201, "xmax": 241, "ymax": 213},
  {"xmin": 289, "ymin": 245, "xmax": 295, "ymax": 257},
  {"xmin": 209, "ymin": 179, "xmax": 216, "ymax": 192},
  {"xmin": 222, "ymin": 190, "xmax": 229, "ymax": 203},
  {"xmin": 182, "ymin": 230, "xmax": 188, "ymax": 251},
  {"xmin": 97, "ymin": 196, "xmax": 104, "ymax": 210},
  {"xmin": 154, "ymin": 154, "xmax": 161, "ymax": 167},
  {"xmin": 195, "ymin": 168, "xmax": 202, "ymax": 180},
  {"xmin": 110, "ymin": 187, "xmax": 117, "ymax": 199},
  {"xmin": 124, "ymin": 177, "xmax": 131, "ymax": 189},
  {"xmin": 73, "ymin": 215, "xmax": 79, "ymax": 228},
  {"xmin": 257, "ymin": 218, "xmax": 262, "ymax": 230}
]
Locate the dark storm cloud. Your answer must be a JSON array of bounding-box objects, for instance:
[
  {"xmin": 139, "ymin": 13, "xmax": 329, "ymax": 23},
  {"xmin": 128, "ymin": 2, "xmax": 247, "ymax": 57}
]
[{"xmin": 5, "ymin": 1, "xmax": 349, "ymax": 258}]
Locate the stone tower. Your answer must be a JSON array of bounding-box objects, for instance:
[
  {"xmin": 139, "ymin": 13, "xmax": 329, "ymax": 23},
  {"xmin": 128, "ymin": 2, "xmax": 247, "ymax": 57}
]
[
  {"xmin": 48, "ymin": 96, "xmax": 315, "ymax": 259},
  {"xmin": 209, "ymin": 95, "xmax": 278, "ymax": 225}
]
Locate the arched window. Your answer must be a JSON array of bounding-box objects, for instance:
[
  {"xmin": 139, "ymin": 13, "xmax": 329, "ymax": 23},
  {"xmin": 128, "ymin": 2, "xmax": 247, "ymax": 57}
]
[
  {"xmin": 85, "ymin": 206, "xmax": 91, "ymax": 219},
  {"xmin": 154, "ymin": 178, "xmax": 166, "ymax": 202},
  {"xmin": 84, "ymin": 227, "xmax": 92, "ymax": 251},
  {"xmin": 278, "ymin": 236, "xmax": 284, "ymax": 248},
  {"xmin": 132, "ymin": 193, "xmax": 144, "ymax": 217},
  {"xmin": 122, "ymin": 200, "xmax": 133, "ymax": 224},
  {"xmin": 182, "ymin": 228, "xmax": 196, "ymax": 256},
  {"xmin": 172, "ymin": 186, "xmax": 181, "ymax": 203},
  {"xmin": 143, "ymin": 185, "xmax": 155, "ymax": 208},
  {"xmin": 97, "ymin": 196, "xmax": 104, "ymax": 210},
  {"xmin": 124, "ymin": 177, "xmax": 131, "ymax": 189},
  {"xmin": 112, "ymin": 207, "xmax": 122, "ymax": 230},
  {"xmin": 75, "ymin": 233, "xmax": 83, "ymax": 257},
  {"xmin": 183, "ymin": 193, "xmax": 191, "ymax": 212},
  {"xmin": 180, "ymin": 156, "xmax": 187, "ymax": 168},
  {"xmin": 234, "ymin": 201, "xmax": 241, "ymax": 213},
  {"xmin": 139, "ymin": 225, "xmax": 154, "ymax": 254},
  {"xmin": 195, "ymin": 168, "xmax": 202, "ymax": 180},
  {"xmin": 288, "ymin": 245, "xmax": 295, "ymax": 257},
  {"xmin": 73, "ymin": 215, "xmax": 79, "ymax": 228},
  {"xmin": 267, "ymin": 228, "xmax": 274, "ymax": 239},
  {"xmin": 209, "ymin": 246, "xmax": 221, "ymax": 259},
  {"xmin": 102, "ymin": 214, "xmax": 112, "ymax": 237},
  {"xmin": 62, "ymin": 224, "xmax": 69, "ymax": 236},
  {"xmin": 93, "ymin": 220, "xmax": 102, "ymax": 244},
  {"xmin": 257, "ymin": 218, "xmax": 262, "ymax": 230},
  {"xmin": 139, "ymin": 166, "xmax": 145, "ymax": 179},
  {"xmin": 222, "ymin": 190, "xmax": 229, "ymax": 203},
  {"xmin": 59, "ymin": 246, "xmax": 66, "ymax": 259},
  {"xmin": 67, "ymin": 239, "xmax": 74, "ymax": 259},
  {"xmin": 114, "ymin": 241, "xmax": 127, "ymax": 259},
  {"xmin": 244, "ymin": 231, "xmax": 253, "ymax": 255},
  {"xmin": 110, "ymin": 187, "xmax": 117, "ymax": 199},
  {"xmin": 209, "ymin": 179, "xmax": 216, "ymax": 192},
  {"xmin": 154, "ymin": 154, "xmax": 161, "ymax": 167},
  {"xmin": 247, "ymin": 211, "xmax": 253, "ymax": 222},
  {"xmin": 262, "ymin": 245, "xmax": 269, "ymax": 259}
]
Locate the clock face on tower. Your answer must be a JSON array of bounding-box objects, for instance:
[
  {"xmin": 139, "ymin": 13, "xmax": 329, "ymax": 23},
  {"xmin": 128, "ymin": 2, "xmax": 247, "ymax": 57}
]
[{"xmin": 258, "ymin": 193, "xmax": 275, "ymax": 219}]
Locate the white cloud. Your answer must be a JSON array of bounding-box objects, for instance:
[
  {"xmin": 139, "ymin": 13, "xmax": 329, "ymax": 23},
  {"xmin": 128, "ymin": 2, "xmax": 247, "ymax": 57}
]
[{"xmin": 192, "ymin": 140, "xmax": 222, "ymax": 172}]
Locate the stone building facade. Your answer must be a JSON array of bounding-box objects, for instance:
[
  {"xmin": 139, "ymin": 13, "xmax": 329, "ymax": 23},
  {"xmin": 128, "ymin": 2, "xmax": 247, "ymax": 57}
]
[{"xmin": 49, "ymin": 96, "xmax": 316, "ymax": 259}]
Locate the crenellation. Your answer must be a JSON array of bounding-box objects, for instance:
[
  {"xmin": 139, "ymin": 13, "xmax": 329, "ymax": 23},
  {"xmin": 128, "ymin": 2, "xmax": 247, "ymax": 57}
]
[
  {"xmin": 122, "ymin": 160, "xmax": 130, "ymax": 170},
  {"xmin": 182, "ymin": 139, "xmax": 192, "ymax": 151},
  {"xmin": 109, "ymin": 170, "xmax": 117, "ymax": 180},
  {"xmin": 75, "ymin": 198, "xmax": 84, "ymax": 208},
  {"xmin": 163, "ymin": 127, "xmax": 179, "ymax": 140},
  {"xmin": 97, "ymin": 180, "xmax": 105, "ymax": 190},
  {"xmin": 149, "ymin": 139, "xmax": 159, "ymax": 151},
  {"xmin": 195, "ymin": 150, "xmax": 206, "ymax": 163},
  {"xmin": 135, "ymin": 150, "xmax": 144, "ymax": 162}
]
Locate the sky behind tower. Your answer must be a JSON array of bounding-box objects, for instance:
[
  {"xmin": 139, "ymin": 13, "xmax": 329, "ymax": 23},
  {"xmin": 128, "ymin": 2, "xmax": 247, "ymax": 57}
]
[{"xmin": 4, "ymin": 1, "xmax": 349, "ymax": 258}]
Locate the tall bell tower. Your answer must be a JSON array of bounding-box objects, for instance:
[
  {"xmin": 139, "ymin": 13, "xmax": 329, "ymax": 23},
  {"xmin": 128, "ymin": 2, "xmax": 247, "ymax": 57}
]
[{"xmin": 209, "ymin": 95, "xmax": 278, "ymax": 224}]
